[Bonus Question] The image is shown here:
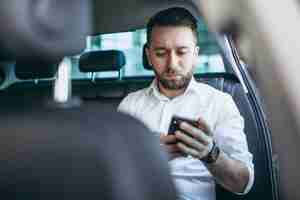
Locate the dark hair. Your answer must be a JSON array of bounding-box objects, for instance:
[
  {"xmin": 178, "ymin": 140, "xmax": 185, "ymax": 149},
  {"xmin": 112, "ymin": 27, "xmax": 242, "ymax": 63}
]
[{"xmin": 146, "ymin": 7, "xmax": 198, "ymax": 45}]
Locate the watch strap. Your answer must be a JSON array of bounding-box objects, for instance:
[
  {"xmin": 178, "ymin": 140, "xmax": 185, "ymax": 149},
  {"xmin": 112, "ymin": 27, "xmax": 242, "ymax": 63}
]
[{"xmin": 200, "ymin": 141, "xmax": 220, "ymax": 164}]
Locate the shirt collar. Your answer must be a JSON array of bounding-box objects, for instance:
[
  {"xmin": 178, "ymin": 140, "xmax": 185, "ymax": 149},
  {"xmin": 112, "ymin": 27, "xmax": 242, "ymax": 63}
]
[{"xmin": 147, "ymin": 76, "xmax": 199, "ymax": 101}]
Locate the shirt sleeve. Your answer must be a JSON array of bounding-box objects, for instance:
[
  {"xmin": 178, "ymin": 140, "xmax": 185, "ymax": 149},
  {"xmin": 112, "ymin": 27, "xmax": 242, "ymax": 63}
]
[
  {"xmin": 117, "ymin": 93, "xmax": 139, "ymax": 119},
  {"xmin": 118, "ymin": 95, "xmax": 132, "ymax": 113},
  {"xmin": 214, "ymin": 93, "xmax": 254, "ymax": 194}
]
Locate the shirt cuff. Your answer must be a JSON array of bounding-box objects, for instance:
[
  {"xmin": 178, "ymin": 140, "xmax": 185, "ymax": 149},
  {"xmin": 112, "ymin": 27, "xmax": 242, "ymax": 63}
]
[{"xmin": 235, "ymin": 163, "xmax": 254, "ymax": 195}]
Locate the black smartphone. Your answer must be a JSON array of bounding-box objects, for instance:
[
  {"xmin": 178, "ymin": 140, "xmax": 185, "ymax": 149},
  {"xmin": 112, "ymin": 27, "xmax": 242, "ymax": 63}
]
[{"xmin": 168, "ymin": 116, "xmax": 198, "ymax": 135}]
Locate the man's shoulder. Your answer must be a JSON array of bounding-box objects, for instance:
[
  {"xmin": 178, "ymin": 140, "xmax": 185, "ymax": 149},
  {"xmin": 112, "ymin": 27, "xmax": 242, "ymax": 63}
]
[
  {"xmin": 118, "ymin": 87, "xmax": 150, "ymax": 113},
  {"xmin": 123, "ymin": 87, "xmax": 149, "ymax": 101},
  {"xmin": 195, "ymin": 81, "xmax": 232, "ymax": 99}
]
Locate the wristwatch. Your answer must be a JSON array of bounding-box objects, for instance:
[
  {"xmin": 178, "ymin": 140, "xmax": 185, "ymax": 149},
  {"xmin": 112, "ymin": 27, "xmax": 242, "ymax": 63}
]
[{"xmin": 201, "ymin": 141, "xmax": 220, "ymax": 164}]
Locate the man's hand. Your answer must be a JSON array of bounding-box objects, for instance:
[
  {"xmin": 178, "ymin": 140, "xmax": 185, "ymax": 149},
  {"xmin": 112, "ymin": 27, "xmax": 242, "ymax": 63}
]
[
  {"xmin": 175, "ymin": 117, "xmax": 214, "ymax": 160},
  {"xmin": 174, "ymin": 117, "xmax": 250, "ymax": 193},
  {"xmin": 160, "ymin": 134, "xmax": 185, "ymax": 160}
]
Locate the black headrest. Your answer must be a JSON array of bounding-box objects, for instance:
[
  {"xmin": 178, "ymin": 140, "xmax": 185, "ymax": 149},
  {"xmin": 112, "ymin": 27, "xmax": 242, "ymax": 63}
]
[
  {"xmin": 79, "ymin": 50, "xmax": 126, "ymax": 72},
  {"xmin": 15, "ymin": 59, "xmax": 59, "ymax": 79},
  {"xmin": 0, "ymin": 68, "xmax": 5, "ymax": 85},
  {"xmin": 143, "ymin": 44, "xmax": 152, "ymax": 70},
  {"xmin": 0, "ymin": 1, "xmax": 90, "ymax": 62}
]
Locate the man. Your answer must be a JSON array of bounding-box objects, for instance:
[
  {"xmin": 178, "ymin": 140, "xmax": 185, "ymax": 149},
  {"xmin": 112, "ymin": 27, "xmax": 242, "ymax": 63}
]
[{"xmin": 118, "ymin": 7, "xmax": 254, "ymax": 200}]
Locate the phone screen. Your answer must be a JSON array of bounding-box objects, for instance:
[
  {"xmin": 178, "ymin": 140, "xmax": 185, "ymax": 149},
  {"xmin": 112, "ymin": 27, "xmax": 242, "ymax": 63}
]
[{"xmin": 168, "ymin": 116, "xmax": 198, "ymax": 135}]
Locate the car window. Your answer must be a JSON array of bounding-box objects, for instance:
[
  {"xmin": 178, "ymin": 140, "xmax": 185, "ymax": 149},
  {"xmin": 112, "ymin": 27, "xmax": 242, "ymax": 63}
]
[
  {"xmin": 71, "ymin": 20, "xmax": 225, "ymax": 80},
  {"xmin": 0, "ymin": 18, "xmax": 225, "ymax": 90}
]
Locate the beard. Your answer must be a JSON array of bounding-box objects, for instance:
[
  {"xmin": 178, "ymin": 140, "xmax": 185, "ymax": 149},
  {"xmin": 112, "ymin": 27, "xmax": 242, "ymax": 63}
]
[{"xmin": 156, "ymin": 70, "xmax": 193, "ymax": 90}]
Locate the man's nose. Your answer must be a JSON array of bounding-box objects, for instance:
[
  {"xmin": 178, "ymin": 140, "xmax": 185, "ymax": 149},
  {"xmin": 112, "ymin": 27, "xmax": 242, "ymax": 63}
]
[{"xmin": 167, "ymin": 52, "xmax": 180, "ymax": 71}]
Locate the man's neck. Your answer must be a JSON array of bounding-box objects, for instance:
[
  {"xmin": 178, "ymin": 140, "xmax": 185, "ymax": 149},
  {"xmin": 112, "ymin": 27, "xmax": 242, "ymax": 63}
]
[{"xmin": 157, "ymin": 82, "xmax": 186, "ymax": 98}]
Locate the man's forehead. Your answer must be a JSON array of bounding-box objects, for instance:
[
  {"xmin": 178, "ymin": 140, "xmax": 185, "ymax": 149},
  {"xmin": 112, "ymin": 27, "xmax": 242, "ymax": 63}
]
[
  {"xmin": 152, "ymin": 46, "xmax": 189, "ymax": 50},
  {"xmin": 150, "ymin": 26, "xmax": 197, "ymax": 47},
  {"xmin": 150, "ymin": 39, "xmax": 196, "ymax": 50}
]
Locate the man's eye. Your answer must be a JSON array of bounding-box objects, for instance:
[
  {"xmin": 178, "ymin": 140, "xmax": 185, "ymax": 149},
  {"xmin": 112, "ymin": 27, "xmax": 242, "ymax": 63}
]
[
  {"xmin": 155, "ymin": 52, "xmax": 166, "ymax": 57},
  {"xmin": 177, "ymin": 50, "xmax": 188, "ymax": 56}
]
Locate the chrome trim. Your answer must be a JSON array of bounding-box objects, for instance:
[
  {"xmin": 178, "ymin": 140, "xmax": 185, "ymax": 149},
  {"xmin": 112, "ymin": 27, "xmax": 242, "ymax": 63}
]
[
  {"xmin": 216, "ymin": 34, "xmax": 248, "ymax": 93},
  {"xmin": 54, "ymin": 57, "xmax": 72, "ymax": 103}
]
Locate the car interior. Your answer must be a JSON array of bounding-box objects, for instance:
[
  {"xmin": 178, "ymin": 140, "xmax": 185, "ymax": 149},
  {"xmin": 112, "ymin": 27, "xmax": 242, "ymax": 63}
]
[{"xmin": 0, "ymin": 1, "xmax": 278, "ymax": 199}]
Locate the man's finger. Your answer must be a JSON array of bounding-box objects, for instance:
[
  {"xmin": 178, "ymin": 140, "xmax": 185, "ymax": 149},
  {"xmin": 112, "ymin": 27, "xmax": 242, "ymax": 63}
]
[
  {"xmin": 160, "ymin": 134, "xmax": 177, "ymax": 144},
  {"xmin": 177, "ymin": 141, "xmax": 212, "ymax": 159},
  {"xmin": 160, "ymin": 143, "xmax": 185, "ymax": 160},
  {"xmin": 175, "ymin": 130, "xmax": 207, "ymax": 151},
  {"xmin": 177, "ymin": 142, "xmax": 199, "ymax": 158},
  {"xmin": 179, "ymin": 123, "xmax": 211, "ymax": 145},
  {"xmin": 164, "ymin": 144, "xmax": 182, "ymax": 153}
]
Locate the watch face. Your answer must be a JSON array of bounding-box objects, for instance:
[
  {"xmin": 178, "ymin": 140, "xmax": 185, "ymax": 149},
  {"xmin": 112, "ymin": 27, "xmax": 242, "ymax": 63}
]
[
  {"xmin": 201, "ymin": 142, "xmax": 220, "ymax": 164},
  {"xmin": 210, "ymin": 145, "xmax": 220, "ymax": 163}
]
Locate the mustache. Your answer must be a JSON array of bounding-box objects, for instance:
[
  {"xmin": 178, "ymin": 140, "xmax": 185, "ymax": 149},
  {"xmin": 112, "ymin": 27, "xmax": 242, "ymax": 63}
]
[{"xmin": 163, "ymin": 68, "xmax": 184, "ymax": 76}]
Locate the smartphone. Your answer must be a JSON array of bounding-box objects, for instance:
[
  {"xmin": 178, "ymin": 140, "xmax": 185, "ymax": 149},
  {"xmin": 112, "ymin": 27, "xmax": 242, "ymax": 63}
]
[{"xmin": 168, "ymin": 116, "xmax": 198, "ymax": 135}]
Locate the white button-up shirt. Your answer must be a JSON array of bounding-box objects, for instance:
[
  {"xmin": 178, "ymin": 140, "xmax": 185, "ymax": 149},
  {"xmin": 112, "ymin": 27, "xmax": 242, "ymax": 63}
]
[{"xmin": 118, "ymin": 77, "xmax": 254, "ymax": 200}]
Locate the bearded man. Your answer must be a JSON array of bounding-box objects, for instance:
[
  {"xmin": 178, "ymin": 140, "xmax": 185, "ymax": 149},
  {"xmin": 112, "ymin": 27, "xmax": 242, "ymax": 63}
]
[{"xmin": 118, "ymin": 7, "xmax": 254, "ymax": 200}]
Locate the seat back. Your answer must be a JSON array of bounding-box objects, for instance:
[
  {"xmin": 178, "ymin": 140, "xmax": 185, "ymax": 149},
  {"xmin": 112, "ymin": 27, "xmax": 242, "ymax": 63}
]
[
  {"xmin": 200, "ymin": 74, "xmax": 274, "ymax": 200},
  {"xmin": 1, "ymin": 55, "xmax": 177, "ymax": 200},
  {"xmin": 1, "ymin": 98, "xmax": 177, "ymax": 200}
]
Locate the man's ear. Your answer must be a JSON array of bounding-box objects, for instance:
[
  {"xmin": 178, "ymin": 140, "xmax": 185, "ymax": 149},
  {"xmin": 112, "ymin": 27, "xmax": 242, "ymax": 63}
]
[
  {"xmin": 195, "ymin": 46, "xmax": 200, "ymax": 56},
  {"xmin": 192, "ymin": 46, "xmax": 200, "ymax": 68}
]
